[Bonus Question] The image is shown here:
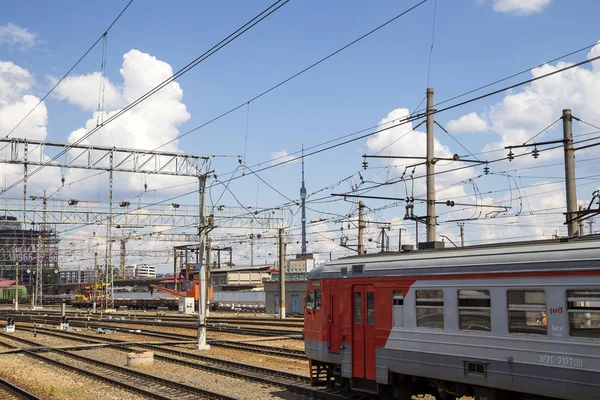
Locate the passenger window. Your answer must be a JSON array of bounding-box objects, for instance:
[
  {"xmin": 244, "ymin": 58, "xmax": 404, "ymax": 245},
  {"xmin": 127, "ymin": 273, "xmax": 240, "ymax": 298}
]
[
  {"xmin": 354, "ymin": 292, "xmax": 362, "ymax": 324},
  {"xmin": 306, "ymin": 290, "xmax": 314, "ymax": 309},
  {"xmin": 567, "ymin": 290, "xmax": 600, "ymax": 338},
  {"xmin": 315, "ymin": 290, "xmax": 322, "ymax": 310},
  {"xmin": 352, "ymin": 264, "xmax": 364, "ymax": 274},
  {"xmin": 458, "ymin": 290, "xmax": 491, "ymax": 332},
  {"xmin": 393, "ymin": 291, "xmax": 403, "ymax": 327},
  {"xmin": 416, "ymin": 290, "xmax": 444, "ymax": 329},
  {"xmin": 367, "ymin": 292, "xmax": 375, "ymax": 325},
  {"xmin": 508, "ymin": 290, "xmax": 547, "ymax": 335}
]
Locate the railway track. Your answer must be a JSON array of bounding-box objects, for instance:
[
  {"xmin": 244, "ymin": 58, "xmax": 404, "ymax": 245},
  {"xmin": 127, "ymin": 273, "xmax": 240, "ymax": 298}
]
[
  {"xmin": 17, "ymin": 324, "xmax": 306, "ymax": 360},
  {"xmin": 4, "ymin": 314, "xmax": 303, "ymax": 337},
  {"xmin": 0, "ymin": 332, "xmax": 236, "ymax": 400},
  {"xmin": 0, "ymin": 310, "xmax": 305, "ymax": 327},
  {"xmin": 0, "ymin": 377, "xmax": 41, "ymax": 400},
  {"xmin": 3, "ymin": 327, "xmax": 341, "ymax": 400}
]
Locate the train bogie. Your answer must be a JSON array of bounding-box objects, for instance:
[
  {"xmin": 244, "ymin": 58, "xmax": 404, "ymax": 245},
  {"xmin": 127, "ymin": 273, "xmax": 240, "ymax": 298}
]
[{"xmin": 304, "ymin": 238, "xmax": 600, "ymax": 400}]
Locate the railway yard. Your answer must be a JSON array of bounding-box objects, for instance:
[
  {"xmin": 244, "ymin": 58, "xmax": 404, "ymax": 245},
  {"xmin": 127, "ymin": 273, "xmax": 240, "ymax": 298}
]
[{"xmin": 0, "ymin": 306, "xmax": 323, "ymax": 400}]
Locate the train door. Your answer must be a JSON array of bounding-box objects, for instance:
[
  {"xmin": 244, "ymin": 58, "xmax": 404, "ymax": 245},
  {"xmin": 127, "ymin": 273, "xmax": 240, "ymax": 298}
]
[
  {"xmin": 291, "ymin": 295, "xmax": 300, "ymax": 313},
  {"xmin": 352, "ymin": 285, "xmax": 376, "ymax": 380},
  {"xmin": 329, "ymin": 290, "xmax": 340, "ymax": 353}
]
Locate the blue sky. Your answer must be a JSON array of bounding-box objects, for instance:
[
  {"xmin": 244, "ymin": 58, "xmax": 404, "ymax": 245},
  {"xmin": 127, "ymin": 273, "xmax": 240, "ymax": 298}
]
[{"xmin": 2, "ymin": 0, "xmax": 600, "ymax": 269}]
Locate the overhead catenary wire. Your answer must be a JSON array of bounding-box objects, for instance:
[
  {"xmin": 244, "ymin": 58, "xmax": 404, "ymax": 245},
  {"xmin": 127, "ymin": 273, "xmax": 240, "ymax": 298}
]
[
  {"xmin": 0, "ymin": 0, "xmax": 291, "ymax": 196},
  {"xmin": 2, "ymin": 0, "xmax": 134, "ymax": 140}
]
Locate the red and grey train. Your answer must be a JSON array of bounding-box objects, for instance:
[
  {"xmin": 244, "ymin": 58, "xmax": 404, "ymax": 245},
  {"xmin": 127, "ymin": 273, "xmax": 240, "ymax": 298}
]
[{"xmin": 303, "ymin": 237, "xmax": 600, "ymax": 399}]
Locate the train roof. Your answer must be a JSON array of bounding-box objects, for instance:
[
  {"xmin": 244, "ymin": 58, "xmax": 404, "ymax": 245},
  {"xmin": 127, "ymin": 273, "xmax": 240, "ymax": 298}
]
[{"xmin": 308, "ymin": 235, "xmax": 600, "ymax": 280}]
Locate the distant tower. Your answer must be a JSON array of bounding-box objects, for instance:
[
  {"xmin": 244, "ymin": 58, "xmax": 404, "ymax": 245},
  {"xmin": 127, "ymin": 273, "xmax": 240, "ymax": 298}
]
[{"xmin": 300, "ymin": 145, "xmax": 307, "ymax": 254}]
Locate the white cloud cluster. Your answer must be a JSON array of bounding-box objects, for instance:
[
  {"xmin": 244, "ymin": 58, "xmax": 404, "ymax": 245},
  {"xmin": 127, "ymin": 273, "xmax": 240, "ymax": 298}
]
[
  {"xmin": 270, "ymin": 149, "xmax": 299, "ymax": 166},
  {"xmin": 492, "ymin": 0, "xmax": 551, "ymax": 15},
  {"xmin": 0, "ymin": 23, "xmax": 36, "ymax": 51},
  {"xmin": 52, "ymin": 72, "xmax": 125, "ymax": 111},
  {"xmin": 0, "ymin": 60, "xmax": 47, "ymax": 140},
  {"xmin": 446, "ymin": 112, "xmax": 488, "ymax": 133}
]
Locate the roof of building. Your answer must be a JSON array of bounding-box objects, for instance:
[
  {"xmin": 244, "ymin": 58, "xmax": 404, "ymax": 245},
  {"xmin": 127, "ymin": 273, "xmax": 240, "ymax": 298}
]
[
  {"xmin": 0, "ymin": 280, "xmax": 24, "ymax": 287},
  {"xmin": 211, "ymin": 265, "xmax": 271, "ymax": 274}
]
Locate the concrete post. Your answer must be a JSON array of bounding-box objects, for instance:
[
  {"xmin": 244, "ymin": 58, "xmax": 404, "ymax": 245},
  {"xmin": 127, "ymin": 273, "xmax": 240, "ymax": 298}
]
[
  {"xmin": 426, "ymin": 88, "xmax": 436, "ymax": 242},
  {"xmin": 279, "ymin": 228, "xmax": 286, "ymax": 319},
  {"xmin": 358, "ymin": 201, "xmax": 365, "ymax": 255},
  {"xmin": 563, "ymin": 109, "xmax": 577, "ymax": 236}
]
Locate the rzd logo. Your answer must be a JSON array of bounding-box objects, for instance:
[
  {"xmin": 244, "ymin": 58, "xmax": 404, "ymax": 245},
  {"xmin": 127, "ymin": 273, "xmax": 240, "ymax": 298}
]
[{"xmin": 549, "ymin": 307, "xmax": 563, "ymax": 315}]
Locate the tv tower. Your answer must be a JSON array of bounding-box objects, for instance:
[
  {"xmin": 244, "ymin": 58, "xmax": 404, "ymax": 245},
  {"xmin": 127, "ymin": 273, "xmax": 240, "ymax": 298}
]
[{"xmin": 300, "ymin": 145, "xmax": 307, "ymax": 254}]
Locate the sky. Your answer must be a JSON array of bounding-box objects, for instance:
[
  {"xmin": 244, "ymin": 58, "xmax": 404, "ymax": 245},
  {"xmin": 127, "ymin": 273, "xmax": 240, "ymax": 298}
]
[{"xmin": 2, "ymin": 0, "xmax": 600, "ymax": 272}]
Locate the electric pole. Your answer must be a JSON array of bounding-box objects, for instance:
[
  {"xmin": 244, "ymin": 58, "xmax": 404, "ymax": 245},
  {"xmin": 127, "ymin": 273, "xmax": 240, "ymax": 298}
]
[
  {"xmin": 578, "ymin": 206, "xmax": 585, "ymax": 236},
  {"xmin": 93, "ymin": 251, "xmax": 98, "ymax": 313},
  {"xmin": 458, "ymin": 223, "xmax": 465, "ymax": 247},
  {"xmin": 197, "ymin": 174, "xmax": 210, "ymax": 350},
  {"xmin": 563, "ymin": 109, "xmax": 577, "ymax": 236},
  {"xmin": 358, "ymin": 201, "xmax": 365, "ymax": 255},
  {"xmin": 279, "ymin": 228, "xmax": 286, "ymax": 319},
  {"xmin": 173, "ymin": 249, "xmax": 178, "ymax": 292},
  {"xmin": 120, "ymin": 237, "xmax": 126, "ymax": 279},
  {"xmin": 426, "ymin": 88, "xmax": 436, "ymax": 242},
  {"xmin": 589, "ymin": 219, "xmax": 595, "ymax": 236}
]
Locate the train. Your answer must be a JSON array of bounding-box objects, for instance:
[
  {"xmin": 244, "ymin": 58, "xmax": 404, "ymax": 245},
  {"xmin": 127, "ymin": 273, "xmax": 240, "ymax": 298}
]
[
  {"xmin": 303, "ymin": 236, "xmax": 600, "ymax": 400},
  {"xmin": 0, "ymin": 285, "xmax": 27, "ymax": 303}
]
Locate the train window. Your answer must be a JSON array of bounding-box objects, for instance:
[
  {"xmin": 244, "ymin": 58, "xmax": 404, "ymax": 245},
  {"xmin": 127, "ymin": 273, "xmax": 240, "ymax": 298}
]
[
  {"xmin": 393, "ymin": 291, "xmax": 404, "ymax": 327},
  {"xmin": 306, "ymin": 290, "xmax": 315, "ymax": 309},
  {"xmin": 352, "ymin": 264, "xmax": 364, "ymax": 274},
  {"xmin": 341, "ymin": 267, "xmax": 348, "ymax": 277},
  {"xmin": 416, "ymin": 290, "xmax": 444, "ymax": 329},
  {"xmin": 458, "ymin": 290, "xmax": 491, "ymax": 332},
  {"xmin": 367, "ymin": 292, "xmax": 375, "ymax": 325},
  {"xmin": 567, "ymin": 290, "xmax": 600, "ymax": 338},
  {"xmin": 354, "ymin": 292, "xmax": 362, "ymax": 324},
  {"xmin": 508, "ymin": 290, "xmax": 547, "ymax": 335},
  {"xmin": 315, "ymin": 290, "xmax": 322, "ymax": 310}
]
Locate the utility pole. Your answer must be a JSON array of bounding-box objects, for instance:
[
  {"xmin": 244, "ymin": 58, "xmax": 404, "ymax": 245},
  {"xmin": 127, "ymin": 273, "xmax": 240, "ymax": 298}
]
[
  {"xmin": 589, "ymin": 219, "xmax": 595, "ymax": 235},
  {"xmin": 206, "ymin": 237, "xmax": 211, "ymax": 270},
  {"xmin": 16, "ymin": 142, "xmax": 28, "ymax": 311},
  {"xmin": 104, "ymin": 151, "xmax": 114, "ymax": 309},
  {"xmin": 173, "ymin": 249, "xmax": 178, "ymax": 292},
  {"xmin": 563, "ymin": 109, "xmax": 577, "ymax": 236},
  {"xmin": 300, "ymin": 145, "xmax": 307, "ymax": 255},
  {"xmin": 279, "ymin": 228, "xmax": 286, "ymax": 319},
  {"xmin": 358, "ymin": 201, "xmax": 365, "ymax": 255},
  {"xmin": 458, "ymin": 223, "xmax": 465, "ymax": 247},
  {"xmin": 197, "ymin": 174, "xmax": 210, "ymax": 350},
  {"xmin": 426, "ymin": 88, "xmax": 436, "ymax": 242},
  {"xmin": 120, "ymin": 236, "xmax": 126, "ymax": 279},
  {"xmin": 93, "ymin": 251, "xmax": 98, "ymax": 313},
  {"xmin": 250, "ymin": 236, "xmax": 254, "ymax": 267},
  {"xmin": 398, "ymin": 228, "xmax": 406, "ymax": 251}
]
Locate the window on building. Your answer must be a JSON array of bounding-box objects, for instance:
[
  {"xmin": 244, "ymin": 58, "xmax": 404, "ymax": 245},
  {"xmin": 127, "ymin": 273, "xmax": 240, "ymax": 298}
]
[
  {"xmin": 458, "ymin": 289, "xmax": 491, "ymax": 332},
  {"xmin": 416, "ymin": 290, "xmax": 444, "ymax": 329},
  {"xmin": 315, "ymin": 289, "xmax": 322, "ymax": 310},
  {"xmin": 354, "ymin": 292, "xmax": 362, "ymax": 324},
  {"xmin": 393, "ymin": 291, "xmax": 404, "ymax": 327},
  {"xmin": 367, "ymin": 292, "xmax": 375, "ymax": 325},
  {"xmin": 567, "ymin": 290, "xmax": 600, "ymax": 338},
  {"xmin": 508, "ymin": 290, "xmax": 547, "ymax": 335}
]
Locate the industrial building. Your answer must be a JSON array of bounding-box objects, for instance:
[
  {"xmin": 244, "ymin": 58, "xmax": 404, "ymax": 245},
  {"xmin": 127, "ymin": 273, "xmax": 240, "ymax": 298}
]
[
  {"xmin": 210, "ymin": 265, "xmax": 271, "ymax": 290},
  {"xmin": 59, "ymin": 268, "xmax": 95, "ymax": 285},
  {"xmin": 264, "ymin": 279, "xmax": 307, "ymax": 315},
  {"xmin": 125, "ymin": 264, "xmax": 157, "ymax": 279}
]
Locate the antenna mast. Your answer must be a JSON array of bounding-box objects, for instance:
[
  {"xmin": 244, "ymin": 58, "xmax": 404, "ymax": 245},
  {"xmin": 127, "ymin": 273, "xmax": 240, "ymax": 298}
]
[{"xmin": 300, "ymin": 145, "xmax": 307, "ymax": 254}]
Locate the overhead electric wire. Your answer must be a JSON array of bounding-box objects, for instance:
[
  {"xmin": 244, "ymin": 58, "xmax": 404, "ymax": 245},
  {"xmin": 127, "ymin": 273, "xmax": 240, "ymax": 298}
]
[
  {"xmin": 2, "ymin": 0, "xmax": 134, "ymax": 140},
  {"xmin": 0, "ymin": 0, "xmax": 291, "ymax": 195},
  {"xmin": 151, "ymin": 0, "xmax": 428, "ymax": 152}
]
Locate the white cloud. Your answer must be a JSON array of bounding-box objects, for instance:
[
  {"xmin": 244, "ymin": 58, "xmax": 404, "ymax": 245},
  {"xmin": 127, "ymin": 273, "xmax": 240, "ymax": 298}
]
[
  {"xmin": 52, "ymin": 72, "xmax": 125, "ymax": 111},
  {"xmin": 0, "ymin": 60, "xmax": 47, "ymax": 139},
  {"xmin": 446, "ymin": 112, "xmax": 488, "ymax": 133},
  {"xmin": 0, "ymin": 23, "xmax": 36, "ymax": 51},
  {"xmin": 492, "ymin": 0, "xmax": 551, "ymax": 16},
  {"xmin": 270, "ymin": 150, "xmax": 298, "ymax": 166}
]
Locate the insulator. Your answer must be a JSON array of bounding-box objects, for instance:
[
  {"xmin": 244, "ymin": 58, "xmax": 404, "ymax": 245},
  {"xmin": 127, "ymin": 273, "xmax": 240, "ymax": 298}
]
[
  {"xmin": 507, "ymin": 149, "xmax": 515, "ymax": 162},
  {"xmin": 144, "ymin": 183, "xmax": 147, "ymax": 191},
  {"xmin": 532, "ymin": 147, "xmax": 539, "ymax": 159},
  {"xmin": 362, "ymin": 160, "xmax": 368, "ymax": 170},
  {"xmin": 61, "ymin": 177, "xmax": 65, "ymax": 186},
  {"xmin": 484, "ymin": 164, "xmax": 489, "ymax": 175},
  {"xmin": 446, "ymin": 200, "xmax": 455, "ymax": 207}
]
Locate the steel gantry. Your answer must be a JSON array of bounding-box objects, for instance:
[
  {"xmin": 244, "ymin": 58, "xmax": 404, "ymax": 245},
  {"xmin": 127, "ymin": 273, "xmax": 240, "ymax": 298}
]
[{"xmin": 0, "ymin": 137, "xmax": 213, "ymax": 310}]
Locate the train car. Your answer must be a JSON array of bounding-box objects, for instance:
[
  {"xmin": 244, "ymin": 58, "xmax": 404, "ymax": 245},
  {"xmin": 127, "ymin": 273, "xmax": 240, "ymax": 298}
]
[
  {"xmin": 304, "ymin": 237, "xmax": 600, "ymax": 400},
  {"xmin": 0, "ymin": 286, "xmax": 27, "ymax": 303}
]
